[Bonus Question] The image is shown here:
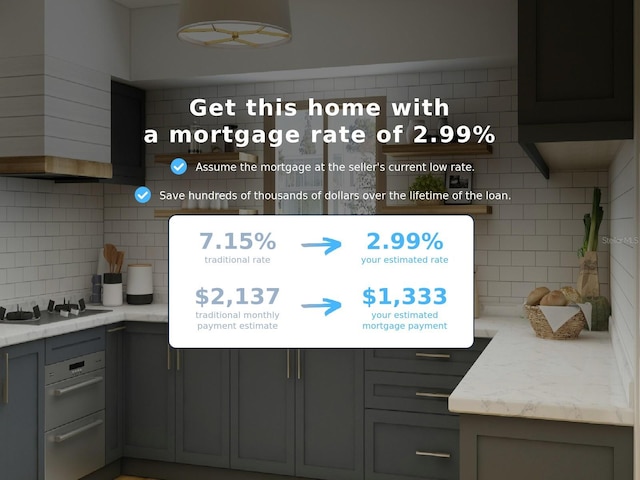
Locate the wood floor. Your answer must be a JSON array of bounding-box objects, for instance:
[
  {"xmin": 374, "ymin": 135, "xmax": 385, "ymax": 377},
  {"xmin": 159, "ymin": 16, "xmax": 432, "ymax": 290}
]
[{"xmin": 116, "ymin": 476, "xmax": 159, "ymax": 480}]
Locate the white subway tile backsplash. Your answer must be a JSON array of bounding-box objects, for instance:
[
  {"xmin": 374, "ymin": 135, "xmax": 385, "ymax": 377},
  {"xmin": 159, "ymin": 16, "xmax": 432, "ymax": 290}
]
[
  {"xmin": 523, "ymin": 236, "xmax": 548, "ymax": 251},
  {"xmin": 453, "ymin": 83, "xmax": 476, "ymax": 98},
  {"xmin": 500, "ymin": 236, "xmax": 523, "ymax": 251},
  {"xmin": 487, "ymin": 281, "xmax": 511, "ymax": 297},
  {"xmin": 511, "ymin": 251, "xmax": 535, "ymax": 266}
]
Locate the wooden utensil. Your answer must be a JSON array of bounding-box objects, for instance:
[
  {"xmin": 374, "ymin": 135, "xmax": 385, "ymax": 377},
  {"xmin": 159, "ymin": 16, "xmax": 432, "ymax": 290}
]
[
  {"xmin": 115, "ymin": 251, "xmax": 125, "ymax": 273},
  {"xmin": 104, "ymin": 244, "xmax": 117, "ymax": 273}
]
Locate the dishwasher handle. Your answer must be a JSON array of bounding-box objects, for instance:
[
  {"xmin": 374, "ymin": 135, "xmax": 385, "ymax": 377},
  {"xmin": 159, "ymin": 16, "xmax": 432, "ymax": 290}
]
[
  {"xmin": 53, "ymin": 376, "xmax": 103, "ymax": 397},
  {"xmin": 53, "ymin": 419, "xmax": 104, "ymax": 443}
]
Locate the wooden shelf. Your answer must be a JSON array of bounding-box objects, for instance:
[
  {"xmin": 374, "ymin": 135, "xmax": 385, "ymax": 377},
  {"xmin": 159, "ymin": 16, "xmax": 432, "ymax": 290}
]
[
  {"xmin": 154, "ymin": 208, "xmax": 259, "ymax": 218},
  {"xmin": 154, "ymin": 152, "xmax": 258, "ymax": 164},
  {"xmin": 378, "ymin": 205, "xmax": 492, "ymax": 215},
  {"xmin": 381, "ymin": 143, "xmax": 493, "ymax": 157}
]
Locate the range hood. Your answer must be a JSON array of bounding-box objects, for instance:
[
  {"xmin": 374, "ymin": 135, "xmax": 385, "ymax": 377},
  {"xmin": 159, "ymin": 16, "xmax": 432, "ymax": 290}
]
[{"xmin": 0, "ymin": 156, "xmax": 112, "ymax": 181}]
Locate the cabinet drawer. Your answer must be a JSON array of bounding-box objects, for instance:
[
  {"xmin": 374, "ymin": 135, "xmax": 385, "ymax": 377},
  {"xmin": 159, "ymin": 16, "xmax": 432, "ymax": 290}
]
[
  {"xmin": 45, "ymin": 327, "xmax": 105, "ymax": 365},
  {"xmin": 365, "ymin": 410, "xmax": 459, "ymax": 480},
  {"xmin": 366, "ymin": 337, "xmax": 489, "ymax": 375},
  {"xmin": 366, "ymin": 371, "xmax": 461, "ymax": 415},
  {"xmin": 45, "ymin": 368, "xmax": 105, "ymax": 431}
]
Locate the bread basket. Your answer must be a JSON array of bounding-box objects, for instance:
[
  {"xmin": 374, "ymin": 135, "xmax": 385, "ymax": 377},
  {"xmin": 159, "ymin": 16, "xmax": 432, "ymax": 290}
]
[{"xmin": 524, "ymin": 304, "xmax": 586, "ymax": 340}]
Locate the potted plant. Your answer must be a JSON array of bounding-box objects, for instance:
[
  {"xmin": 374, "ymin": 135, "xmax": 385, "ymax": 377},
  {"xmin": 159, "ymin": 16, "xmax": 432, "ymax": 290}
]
[
  {"xmin": 409, "ymin": 174, "xmax": 446, "ymax": 205},
  {"xmin": 577, "ymin": 187, "xmax": 610, "ymax": 330}
]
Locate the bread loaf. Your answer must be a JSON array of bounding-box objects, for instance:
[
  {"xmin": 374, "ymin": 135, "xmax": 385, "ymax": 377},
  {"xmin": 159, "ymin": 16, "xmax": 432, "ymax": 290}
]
[
  {"xmin": 540, "ymin": 290, "xmax": 568, "ymax": 306},
  {"xmin": 560, "ymin": 286, "xmax": 582, "ymax": 304},
  {"xmin": 526, "ymin": 286, "xmax": 550, "ymax": 306}
]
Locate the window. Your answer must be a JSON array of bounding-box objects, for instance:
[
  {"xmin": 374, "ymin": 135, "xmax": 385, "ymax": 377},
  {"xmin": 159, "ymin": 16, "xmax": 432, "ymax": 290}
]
[{"xmin": 263, "ymin": 97, "xmax": 386, "ymax": 214}]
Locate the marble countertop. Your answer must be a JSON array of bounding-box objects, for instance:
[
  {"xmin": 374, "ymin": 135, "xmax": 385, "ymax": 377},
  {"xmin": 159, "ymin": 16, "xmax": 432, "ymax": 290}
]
[
  {"xmin": 0, "ymin": 302, "xmax": 633, "ymax": 426},
  {"xmin": 449, "ymin": 312, "xmax": 634, "ymax": 427},
  {"xmin": 0, "ymin": 304, "xmax": 169, "ymax": 348}
]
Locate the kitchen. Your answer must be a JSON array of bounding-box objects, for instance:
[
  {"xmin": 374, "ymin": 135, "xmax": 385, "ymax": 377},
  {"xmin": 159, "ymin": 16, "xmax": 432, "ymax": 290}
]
[{"xmin": 0, "ymin": 0, "xmax": 638, "ymax": 479}]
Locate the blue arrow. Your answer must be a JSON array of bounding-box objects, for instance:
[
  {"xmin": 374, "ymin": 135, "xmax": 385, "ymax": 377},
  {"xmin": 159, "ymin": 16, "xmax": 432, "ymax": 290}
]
[
  {"xmin": 301, "ymin": 237, "xmax": 342, "ymax": 255},
  {"xmin": 301, "ymin": 298, "xmax": 342, "ymax": 316}
]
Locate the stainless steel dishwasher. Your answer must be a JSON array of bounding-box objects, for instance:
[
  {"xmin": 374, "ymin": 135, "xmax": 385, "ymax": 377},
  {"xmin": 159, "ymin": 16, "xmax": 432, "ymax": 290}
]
[{"xmin": 44, "ymin": 351, "xmax": 106, "ymax": 480}]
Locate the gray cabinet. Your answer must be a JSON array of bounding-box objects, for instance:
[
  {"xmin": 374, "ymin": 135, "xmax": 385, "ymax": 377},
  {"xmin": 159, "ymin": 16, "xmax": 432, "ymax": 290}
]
[
  {"xmin": 109, "ymin": 80, "xmax": 146, "ymax": 185},
  {"xmin": 460, "ymin": 414, "xmax": 633, "ymax": 480},
  {"xmin": 295, "ymin": 349, "xmax": 364, "ymax": 480},
  {"xmin": 0, "ymin": 340, "xmax": 45, "ymax": 480},
  {"xmin": 231, "ymin": 349, "xmax": 364, "ymax": 480},
  {"xmin": 176, "ymin": 347, "xmax": 230, "ymax": 468},
  {"xmin": 365, "ymin": 340, "xmax": 489, "ymax": 479},
  {"xmin": 123, "ymin": 322, "xmax": 230, "ymax": 467},
  {"xmin": 105, "ymin": 324, "xmax": 126, "ymax": 464},
  {"xmin": 365, "ymin": 410, "xmax": 459, "ymax": 480},
  {"xmin": 230, "ymin": 349, "xmax": 295, "ymax": 475},
  {"xmin": 123, "ymin": 322, "xmax": 175, "ymax": 461},
  {"xmin": 517, "ymin": 0, "xmax": 633, "ymax": 177}
]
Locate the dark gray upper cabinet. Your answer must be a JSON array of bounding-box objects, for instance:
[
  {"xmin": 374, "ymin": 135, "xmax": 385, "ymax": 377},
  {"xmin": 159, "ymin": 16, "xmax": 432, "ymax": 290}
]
[
  {"xmin": 0, "ymin": 340, "xmax": 45, "ymax": 480},
  {"xmin": 109, "ymin": 80, "xmax": 146, "ymax": 185},
  {"xmin": 518, "ymin": 0, "xmax": 633, "ymax": 177}
]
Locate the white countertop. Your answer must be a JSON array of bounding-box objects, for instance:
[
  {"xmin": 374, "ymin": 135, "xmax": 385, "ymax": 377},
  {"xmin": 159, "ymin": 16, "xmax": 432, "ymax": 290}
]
[
  {"xmin": 0, "ymin": 304, "xmax": 169, "ymax": 348},
  {"xmin": 449, "ymin": 314, "xmax": 634, "ymax": 427},
  {"xmin": 0, "ymin": 303, "xmax": 633, "ymax": 426}
]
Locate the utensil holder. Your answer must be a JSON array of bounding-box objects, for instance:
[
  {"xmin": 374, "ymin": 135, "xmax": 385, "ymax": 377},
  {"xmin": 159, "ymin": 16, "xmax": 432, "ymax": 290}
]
[{"xmin": 103, "ymin": 273, "xmax": 123, "ymax": 307}]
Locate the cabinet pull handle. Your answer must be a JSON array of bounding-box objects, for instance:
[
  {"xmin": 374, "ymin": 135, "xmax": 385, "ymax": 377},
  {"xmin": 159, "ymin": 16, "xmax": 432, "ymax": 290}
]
[
  {"xmin": 53, "ymin": 419, "xmax": 104, "ymax": 443},
  {"xmin": 3, "ymin": 353, "xmax": 8, "ymax": 404},
  {"xmin": 177, "ymin": 350, "xmax": 181, "ymax": 371},
  {"xmin": 286, "ymin": 349, "xmax": 290, "ymax": 379},
  {"xmin": 53, "ymin": 376, "xmax": 103, "ymax": 396},
  {"xmin": 107, "ymin": 326, "xmax": 127, "ymax": 333},
  {"xmin": 415, "ymin": 391, "xmax": 450, "ymax": 399},
  {"xmin": 297, "ymin": 349, "xmax": 301, "ymax": 380},
  {"xmin": 415, "ymin": 352, "xmax": 451, "ymax": 359},
  {"xmin": 416, "ymin": 450, "xmax": 451, "ymax": 459},
  {"xmin": 167, "ymin": 345, "xmax": 171, "ymax": 370}
]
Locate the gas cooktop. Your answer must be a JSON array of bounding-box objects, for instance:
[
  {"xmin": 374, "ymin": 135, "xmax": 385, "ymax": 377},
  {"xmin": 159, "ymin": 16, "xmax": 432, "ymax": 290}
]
[{"xmin": 0, "ymin": 298, "xmax": 112, "ymax": 326}]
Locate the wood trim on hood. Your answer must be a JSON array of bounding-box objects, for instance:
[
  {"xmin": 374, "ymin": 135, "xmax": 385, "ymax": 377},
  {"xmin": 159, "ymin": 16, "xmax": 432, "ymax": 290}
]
[{"xmin": 0, "ymin": 156, "xmax": 112, "ymax": 179}]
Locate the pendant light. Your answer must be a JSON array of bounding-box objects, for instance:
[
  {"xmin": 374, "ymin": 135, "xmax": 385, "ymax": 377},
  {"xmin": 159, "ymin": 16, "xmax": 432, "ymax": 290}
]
[{"xmin": 177, "ymin": 0, "xmax": 292, "ymax": 48}]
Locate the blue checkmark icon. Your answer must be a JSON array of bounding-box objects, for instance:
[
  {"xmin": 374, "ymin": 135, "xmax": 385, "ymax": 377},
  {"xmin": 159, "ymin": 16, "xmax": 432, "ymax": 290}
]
[
  {"xmin": 134, "ymin": 186, "xmax": 152, "ymax": 204},
  {"xmin": 171, "ymin": 158, "xmax": 187, "ymax": 175}
]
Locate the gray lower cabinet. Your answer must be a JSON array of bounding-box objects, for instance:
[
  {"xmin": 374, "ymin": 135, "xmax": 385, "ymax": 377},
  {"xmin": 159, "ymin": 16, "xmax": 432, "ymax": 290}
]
[
  {"xmin": 123, "ymin": 322, "xmax": 176, "ymax": 461},
  {"xmin": 459, "ymin": 414, "xmax": 633, "ymax": 480},
  {"xmin": 0, "ymin": 340, "xmax": 45, "ymax": 480},
  {"xmin": 231, "ymin": 349, "xmax": 364, "ymax": 480},
  {"xmin": 175, "ymin": 347, "xmax": 230, "ymax": 467},
  {"xmin": 365, "ymin": 339, "xmax": 489, "ymax": 480},
  {"xmin": 122, "ymin": 322, "xmax": 230, "ymax": 467},
  {"xmin": 365, "ymin": 410, "xmax": 459, "ymax": 480},
  {"xmin": 105, "ymin": 324, "xmax": 126, "ymax": 464},
  {"xmin": 296, "ymin": 349, "xmax": 364, "ymax": 480},
  {"xmin": 230, "ymin": 349, "xmax": 295, "ymax": 475}
]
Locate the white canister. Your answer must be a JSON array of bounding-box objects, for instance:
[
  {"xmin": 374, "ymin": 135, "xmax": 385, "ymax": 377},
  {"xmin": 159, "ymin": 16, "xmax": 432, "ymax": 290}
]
[
  {"xmin": 127, "ymin": 264, "xmax": 153, "ymax": 305},
  {"xmin": 103, "ymin": 273, "xmax": 123, "ymax": 307}
]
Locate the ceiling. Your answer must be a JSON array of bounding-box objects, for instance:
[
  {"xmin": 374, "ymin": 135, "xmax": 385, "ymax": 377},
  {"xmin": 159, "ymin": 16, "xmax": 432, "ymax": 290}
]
[{"xmin": 109, "ymin": 0, "xmax": 516, "ymax": 88}]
